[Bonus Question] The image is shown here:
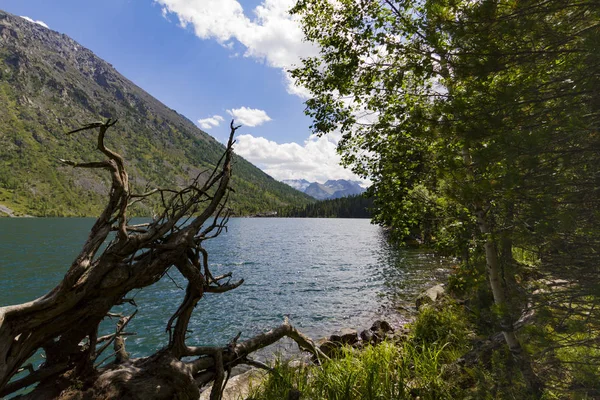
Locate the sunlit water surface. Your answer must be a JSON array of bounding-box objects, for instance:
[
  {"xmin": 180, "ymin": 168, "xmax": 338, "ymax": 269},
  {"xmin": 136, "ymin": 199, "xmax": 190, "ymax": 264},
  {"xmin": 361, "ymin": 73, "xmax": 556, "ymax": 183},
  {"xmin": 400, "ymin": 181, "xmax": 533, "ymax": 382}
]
[{"xmin": 0, "ymin": 218, "xmax": 447, "ymax": 360}]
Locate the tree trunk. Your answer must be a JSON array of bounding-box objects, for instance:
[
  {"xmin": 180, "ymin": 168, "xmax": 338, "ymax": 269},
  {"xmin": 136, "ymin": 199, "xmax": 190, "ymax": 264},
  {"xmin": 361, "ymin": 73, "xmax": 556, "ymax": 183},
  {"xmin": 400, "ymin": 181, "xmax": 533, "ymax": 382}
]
[
  {"xmin": 474, "ymin": 209, "xmax": 543, "ymax": 398},
  {"xmin": 463, "ymin": 145, "xmax": 543, "ymax": 397}
]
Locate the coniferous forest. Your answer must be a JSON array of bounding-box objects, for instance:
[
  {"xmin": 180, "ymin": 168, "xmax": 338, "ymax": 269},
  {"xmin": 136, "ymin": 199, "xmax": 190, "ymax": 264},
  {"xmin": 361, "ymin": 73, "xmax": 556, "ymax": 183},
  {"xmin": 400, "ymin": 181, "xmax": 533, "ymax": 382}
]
[{"xmin": 278, "ymin": 194, "xmax": 373, "ymax": 218}]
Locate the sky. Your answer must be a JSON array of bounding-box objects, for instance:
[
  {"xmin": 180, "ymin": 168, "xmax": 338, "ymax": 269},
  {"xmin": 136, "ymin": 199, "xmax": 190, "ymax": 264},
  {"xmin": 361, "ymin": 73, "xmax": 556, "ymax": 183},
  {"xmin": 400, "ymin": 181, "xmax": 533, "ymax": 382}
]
[{"xmin": 0, "ymin": 0, "xmax": 365, "ymax": 185}]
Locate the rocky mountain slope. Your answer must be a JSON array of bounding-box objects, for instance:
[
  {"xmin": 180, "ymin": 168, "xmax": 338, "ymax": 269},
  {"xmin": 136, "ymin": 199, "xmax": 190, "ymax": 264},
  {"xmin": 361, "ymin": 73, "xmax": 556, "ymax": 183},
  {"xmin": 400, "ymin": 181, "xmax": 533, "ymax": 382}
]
[
  {"xmin": 281, "ymin": 178, "xmax": 311, "ymax": 192},
  {"xmin": 0, "ymin": 10, "xmax": 312, "ymax": 216},
  {"xmin": 282, "ymin": 179, "xmax": 366, "ymax": 200}
]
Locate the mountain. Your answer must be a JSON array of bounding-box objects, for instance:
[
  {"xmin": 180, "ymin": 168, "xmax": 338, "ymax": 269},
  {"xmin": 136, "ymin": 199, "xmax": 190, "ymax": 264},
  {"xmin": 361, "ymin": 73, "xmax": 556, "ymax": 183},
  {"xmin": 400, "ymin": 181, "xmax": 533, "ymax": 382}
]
[
  {"xmin": 283, "ymin": 179, "xmax": 366, "ymax": 200},
  {"xmin": 281, "ymin": 179, "xmax": 311, "ymax": 192},
  {"xmin": 323, "ymin": 179, "xmax": 366, "ymax": 199},
  {"xmin": 304, "ymin": 182, "xmax": 337, "ymax": 200},
  {"xmin": 0, "ymin": 10, "xmax": 313, "ymax": 216}
]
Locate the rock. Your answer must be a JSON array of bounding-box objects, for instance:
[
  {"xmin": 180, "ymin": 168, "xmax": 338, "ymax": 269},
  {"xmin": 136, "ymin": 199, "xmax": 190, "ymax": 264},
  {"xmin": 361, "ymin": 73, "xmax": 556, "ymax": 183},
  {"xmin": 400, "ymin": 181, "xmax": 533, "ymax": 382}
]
[
  {"xmin": 416, "ymin": 284, "xmax": 445, "ymax": 310},
  {"xmin": 360, "ymin": 329, "xmax": 375, "ymax": 344},
  {"xmin": 0, "ymin": 204, "xmax": 15, "ymax": 217},
  {"xmin": 199, "ymin": 368, "xmax": 266, "ymax": 400},
  {"xmin": 329, "ymin": 328, "xmax": 359, "ymax": 346},
  {"xmin": 370, "ymin": 320, "xmax": 394, "ymax": 334},
  {"xmin": 394, "ymin": 326, "xmax": 410, "ymax": 341},
  {"xmin": 318, "ymin": 339, "xmax": 340, "ymax": 358}
]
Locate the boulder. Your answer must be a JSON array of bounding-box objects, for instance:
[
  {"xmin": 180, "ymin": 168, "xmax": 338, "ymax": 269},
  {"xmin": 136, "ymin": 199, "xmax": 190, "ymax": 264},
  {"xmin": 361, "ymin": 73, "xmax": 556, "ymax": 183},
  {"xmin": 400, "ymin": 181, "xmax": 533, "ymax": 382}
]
[
  {"xmin": 318, "ymin": 339, "xmax": 341, "ymax": 358},
  {"xmin": 360, "ymin": 329, "xmax": 375, "ymax": 344},
  {"xmin": 415, "ymin": 284, "xmax": 445, "ymax": 310},
  {"xmin": 370, "ymin": 320, "xmax": 394, "ymax": 334},
  {"xmin": 329, "ymin": 328, "xmax": 359, "ymax": 346}
]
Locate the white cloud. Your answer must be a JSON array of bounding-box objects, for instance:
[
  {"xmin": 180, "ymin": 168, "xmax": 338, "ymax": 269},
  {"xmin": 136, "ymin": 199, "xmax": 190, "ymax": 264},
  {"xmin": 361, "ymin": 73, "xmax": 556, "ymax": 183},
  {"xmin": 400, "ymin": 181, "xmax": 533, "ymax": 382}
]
[
  {"xmin": 197, "ymin": 115, "xmax": 224, "ymax": 130},
  {"xmin": 283, "ymin": 71, "xmax": 312, "ymax": 99},
  {"xmin": 160, "ymin": 7, "xmax": 170, "ymax": 21},
  {"xmin": 20, "ymin": 16, "xmax": 49, "ymax": 29},
  {"xmin": 227, "ymin": 107, "xmax": 272, "ymax": 127},
  {"xmin": 234, "ymin": 134, "xmax": 368, "ymax": 185},
  {"xmin": 155, "ymin": 0, "xmax": 317, "ymax": 96}
]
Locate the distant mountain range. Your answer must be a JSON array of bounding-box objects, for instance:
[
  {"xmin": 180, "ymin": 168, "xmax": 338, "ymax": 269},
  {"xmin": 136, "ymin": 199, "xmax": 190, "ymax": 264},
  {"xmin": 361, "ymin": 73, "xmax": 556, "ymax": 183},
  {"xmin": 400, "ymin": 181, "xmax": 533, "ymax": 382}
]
[
  {"xmin": 0, "ymin": 10, "xmax": 312, "ymax": 216},
  {"xmin": 282, "ymin": 179, "xmax": 366, "ymax": 200}
]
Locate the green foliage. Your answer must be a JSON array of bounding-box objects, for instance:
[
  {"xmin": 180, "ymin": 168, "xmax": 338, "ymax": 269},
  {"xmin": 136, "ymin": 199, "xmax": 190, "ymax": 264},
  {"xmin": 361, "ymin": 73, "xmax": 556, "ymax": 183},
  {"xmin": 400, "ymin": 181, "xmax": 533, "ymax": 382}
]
[
  {"xmin": 250, "ymin": 305, "xmax": 487, "ymax": 399},
  {"xmin": 248, "ymin": 359, "xmax": 312, "ymax": 399},
  {"xmin": 446, "ymin": 259, "xmax": 501, "ymax": 335},
  {"xmin": 251, "ymin": 301, "xmax": 600, "ymax": 399},
  {"xmin": 249, "ymin": 301, "xmax": 598, "ymax": 398},
  {"xmin": 518, "ymin": 293, "xmax": 600, "ymax": 399},
  {"xmin": 291, "ymin": 0, "xmax": 600, "ymax": 257},
  {"xmin": 447, "ymin": 262, "xmax": 484, "ymax": 299},
  {"xmin": 410, "ymin": 303, "xmax": 469, "ymax": 354},
  {"xmin": 467, "ymin": 345, "xmax": 533, "ymax": 400},
  {"xmin": 249, "ymin": 341, "xmax": 465, "ymax": 400},
  {"xmin": 292, "ymin": 0, "xmax": 600, "ymax": 395}
]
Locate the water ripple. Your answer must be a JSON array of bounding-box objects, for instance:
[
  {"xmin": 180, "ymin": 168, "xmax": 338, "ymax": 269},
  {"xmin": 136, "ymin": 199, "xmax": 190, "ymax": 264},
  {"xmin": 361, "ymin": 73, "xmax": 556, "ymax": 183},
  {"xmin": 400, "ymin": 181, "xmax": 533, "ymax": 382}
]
[{"xmin": 0, "ymin": 217, "xmax": 447, "ymax": 358}]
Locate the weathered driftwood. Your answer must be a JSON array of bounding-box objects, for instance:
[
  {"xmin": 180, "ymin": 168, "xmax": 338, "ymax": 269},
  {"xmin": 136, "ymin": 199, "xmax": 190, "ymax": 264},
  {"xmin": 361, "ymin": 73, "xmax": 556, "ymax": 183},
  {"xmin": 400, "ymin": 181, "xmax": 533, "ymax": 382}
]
[{"xmin": 0, "ymin": 120, "xmax": 323, "ymax": 400}]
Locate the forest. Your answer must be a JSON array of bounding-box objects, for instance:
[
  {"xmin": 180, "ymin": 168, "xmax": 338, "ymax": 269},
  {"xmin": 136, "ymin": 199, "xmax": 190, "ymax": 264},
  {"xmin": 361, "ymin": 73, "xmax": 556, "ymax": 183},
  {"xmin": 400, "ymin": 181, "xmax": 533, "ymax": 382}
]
[
  {"xmin": 278, "ymin": 194, "xmax": 373, "ymax": 218},
  {"xmin": 268, "ymin": 0, "xmax": 599, "ymax": 398},
  {"xmin": 253, "ymin": 0, "xmax": 600, "ymax": 398}
]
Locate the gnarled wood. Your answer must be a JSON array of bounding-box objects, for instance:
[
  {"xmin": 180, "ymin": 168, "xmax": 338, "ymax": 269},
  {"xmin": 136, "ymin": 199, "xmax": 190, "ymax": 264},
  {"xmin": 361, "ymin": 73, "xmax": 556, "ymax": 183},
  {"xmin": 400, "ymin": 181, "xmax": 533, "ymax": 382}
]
[{"xmin": 0, "ymin": 119, "xmax": 323, "ymax": 399}]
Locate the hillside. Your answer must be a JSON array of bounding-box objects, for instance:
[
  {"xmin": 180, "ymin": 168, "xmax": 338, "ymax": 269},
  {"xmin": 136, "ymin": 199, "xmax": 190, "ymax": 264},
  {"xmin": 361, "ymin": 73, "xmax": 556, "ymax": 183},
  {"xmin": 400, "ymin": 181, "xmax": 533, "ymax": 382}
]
[{"xmin": 0, "ymin": 10, "xmax": 313, "ymax": 216}]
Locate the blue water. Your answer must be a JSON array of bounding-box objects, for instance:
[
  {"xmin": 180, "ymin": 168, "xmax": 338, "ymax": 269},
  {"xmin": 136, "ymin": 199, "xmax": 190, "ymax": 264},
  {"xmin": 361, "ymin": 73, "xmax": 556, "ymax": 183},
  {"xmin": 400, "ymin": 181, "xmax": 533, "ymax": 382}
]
[{"xmin": 0, "ymin": 217, "xmax": 446, "ymax": 359}]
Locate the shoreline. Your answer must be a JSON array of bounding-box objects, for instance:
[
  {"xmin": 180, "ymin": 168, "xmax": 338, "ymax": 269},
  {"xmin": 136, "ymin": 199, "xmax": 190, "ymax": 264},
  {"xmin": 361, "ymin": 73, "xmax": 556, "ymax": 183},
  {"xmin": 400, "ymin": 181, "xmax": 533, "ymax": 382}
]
[
  {"xmin": 0, "ymin": 204, "xmax": 33, "ymax": 218},
  {"xmin": 200, "ymin": 283, "xmax": 445, "ymax": 399}
]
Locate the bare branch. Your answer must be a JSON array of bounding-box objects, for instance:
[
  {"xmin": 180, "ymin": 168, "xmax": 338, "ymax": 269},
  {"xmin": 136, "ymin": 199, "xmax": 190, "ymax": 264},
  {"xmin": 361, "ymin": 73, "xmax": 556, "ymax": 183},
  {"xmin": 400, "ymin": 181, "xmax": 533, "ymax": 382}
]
[
  {"xmin": 204, "ymin": 279, "xmax": 244, "ymax": 293},
  {"xmin": 0, "ymin": 363, "xmax": 69, "ymax": 398},
  {"xmin": 96, "ymin": 332, "xmax": 136, "ymax": 344},
  {"xmin": 94, "ymin": 310, "xmax": 137, "ymax": 363}
]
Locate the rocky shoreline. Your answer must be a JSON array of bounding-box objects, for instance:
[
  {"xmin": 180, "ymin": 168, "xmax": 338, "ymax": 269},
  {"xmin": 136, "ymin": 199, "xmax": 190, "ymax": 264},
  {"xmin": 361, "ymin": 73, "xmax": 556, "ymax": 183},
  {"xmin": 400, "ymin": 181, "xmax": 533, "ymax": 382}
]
[
  {"xmin": 316, "ymin": 284, "xmax": 445, "ymax": 359},
  {"xmin": 200, "ymin": 283, "xmax": 446, "ymax": 399}
]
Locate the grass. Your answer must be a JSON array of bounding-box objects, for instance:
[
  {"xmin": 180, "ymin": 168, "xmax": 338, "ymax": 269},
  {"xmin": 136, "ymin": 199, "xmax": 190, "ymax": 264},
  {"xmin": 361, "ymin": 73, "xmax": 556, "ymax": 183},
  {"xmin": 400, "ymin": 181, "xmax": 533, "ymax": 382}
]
[
  {"xmin": 248, "ymin": 292, "xmax": 600, "ymax": 400},
  {"xmin": 248, "ymin": 341, "xmax": 465, "ymax": 400},
  {"xmin": 248, "ymin": 304, "xmax": 470, "ymax": 400}
]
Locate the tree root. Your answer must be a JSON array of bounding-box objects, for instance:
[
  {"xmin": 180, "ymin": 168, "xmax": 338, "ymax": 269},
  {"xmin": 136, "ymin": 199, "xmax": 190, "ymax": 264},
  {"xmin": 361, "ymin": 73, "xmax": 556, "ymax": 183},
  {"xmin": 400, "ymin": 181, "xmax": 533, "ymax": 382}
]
[
  {"xmin": 0, "ymin": 120, "xmax": 254, "ymax": 399},
  {"xmin": 18, "ymin": 320, "xmax": 324, "ymax": 400}
]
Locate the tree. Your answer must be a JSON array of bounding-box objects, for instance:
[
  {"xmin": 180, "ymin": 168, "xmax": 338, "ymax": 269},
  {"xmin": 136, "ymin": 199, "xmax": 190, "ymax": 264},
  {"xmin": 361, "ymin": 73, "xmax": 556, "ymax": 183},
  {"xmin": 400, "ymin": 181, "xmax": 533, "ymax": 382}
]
[
  {"xmin": 0, "ymin": 119, "xmax": 325, "ymax": 399},
  {"xmin": 278, "ymin": 194, "xmax": 373, "ymax": 218},
  {"xmin": 291, "ymin": 0, "xmax": 599, "ymax": 396}
]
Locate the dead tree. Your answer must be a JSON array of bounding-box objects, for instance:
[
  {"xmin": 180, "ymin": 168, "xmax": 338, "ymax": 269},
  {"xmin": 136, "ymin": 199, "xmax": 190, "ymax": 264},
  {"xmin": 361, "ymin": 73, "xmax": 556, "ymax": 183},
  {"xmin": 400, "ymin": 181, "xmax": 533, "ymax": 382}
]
[{"xmin": 0, "ymin": 119, "xmax": 324, "ymax": 399}]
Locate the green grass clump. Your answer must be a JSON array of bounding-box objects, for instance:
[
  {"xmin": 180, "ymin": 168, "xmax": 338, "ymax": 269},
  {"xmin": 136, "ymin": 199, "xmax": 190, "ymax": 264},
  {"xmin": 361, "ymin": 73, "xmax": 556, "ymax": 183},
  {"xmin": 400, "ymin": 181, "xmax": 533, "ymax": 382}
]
[
  {"xmin": 250, "ymin": 287, "xmax": 600, "ymax": 399},
  {"xmin": 410, "ymin": 303, "xmax": 469, "ymax": 354},
  {"xmin": 249, "ymin": 305, "xmax": 470, "ymax": 400},
  {"xmin": 249, "ymin": 341, "xmax": 465, "ymax": 400}
]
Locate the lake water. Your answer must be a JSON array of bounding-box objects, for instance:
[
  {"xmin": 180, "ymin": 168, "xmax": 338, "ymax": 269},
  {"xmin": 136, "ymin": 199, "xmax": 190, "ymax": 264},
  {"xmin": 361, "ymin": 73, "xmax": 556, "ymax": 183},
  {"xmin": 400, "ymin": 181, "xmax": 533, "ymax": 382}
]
[{"xmin": 0, "ymin": 217, "xmax": 447, "ymax": 359}]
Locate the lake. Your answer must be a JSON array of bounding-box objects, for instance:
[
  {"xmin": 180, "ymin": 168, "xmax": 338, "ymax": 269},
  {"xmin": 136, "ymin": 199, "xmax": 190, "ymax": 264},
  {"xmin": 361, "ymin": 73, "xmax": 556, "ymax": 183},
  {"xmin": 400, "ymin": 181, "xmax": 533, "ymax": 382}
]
[{"xmin": 0, "ymin": 217, "xmax": 447, "ymax": 359}]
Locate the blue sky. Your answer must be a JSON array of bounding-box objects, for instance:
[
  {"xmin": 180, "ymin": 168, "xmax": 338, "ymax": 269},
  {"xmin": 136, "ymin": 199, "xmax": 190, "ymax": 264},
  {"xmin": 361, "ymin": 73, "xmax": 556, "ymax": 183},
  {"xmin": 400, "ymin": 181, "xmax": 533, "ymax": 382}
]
[{"xmin": 0, "ymin": 0, "xmax": 363, "ymax": 184}]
